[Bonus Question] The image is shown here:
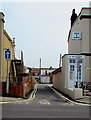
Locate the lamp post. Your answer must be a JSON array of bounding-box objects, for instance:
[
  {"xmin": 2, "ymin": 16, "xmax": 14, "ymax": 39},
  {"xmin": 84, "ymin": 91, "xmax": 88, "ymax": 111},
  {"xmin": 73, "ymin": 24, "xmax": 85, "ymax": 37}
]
[
  {"xmin": 76, "ymin": 55, "xmax": 80, "ymax": 88},
  {"xmin": 5, "ymin": 49, "xmax": 11, "ymax": 95},
  {"xmin": 39, "ymin": 58, "xmax": 41, "ymax": 83}
]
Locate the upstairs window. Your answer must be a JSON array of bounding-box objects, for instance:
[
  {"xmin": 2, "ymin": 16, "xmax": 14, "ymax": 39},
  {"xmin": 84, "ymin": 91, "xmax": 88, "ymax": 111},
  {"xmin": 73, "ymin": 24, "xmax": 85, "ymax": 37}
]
[{"xmin": 69, "ymin": 59, "xmax": 75, "ymax": 63}]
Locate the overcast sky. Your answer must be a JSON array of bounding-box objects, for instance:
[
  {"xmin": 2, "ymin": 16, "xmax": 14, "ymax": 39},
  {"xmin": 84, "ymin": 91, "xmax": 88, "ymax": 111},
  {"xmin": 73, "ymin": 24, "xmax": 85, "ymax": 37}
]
[{"xmin": 0, "ymin": 0, "xmax": 89, "ymax": 68}]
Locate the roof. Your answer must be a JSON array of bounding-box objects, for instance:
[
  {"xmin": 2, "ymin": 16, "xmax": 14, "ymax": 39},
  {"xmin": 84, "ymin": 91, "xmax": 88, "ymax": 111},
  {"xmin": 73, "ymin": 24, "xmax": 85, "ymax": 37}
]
[
  {"xmin": 52, "ymin": 67, "xmax": 61, "ymax": 74},
  {"xmin": 81, "ymin": 53, "xmax": 91, "ymax": 56},
  {"xmin": 32, "ymin": 68, "xmax": 57, "ymax": 70},
  {"xmin": 0, "ymin": 12, "xmax": 5, "ymax": 23},
  {"xmin": 81, "ymin": 7, "xmax": 91, "ymax": 11},
  {"xmin": 80, "ymin": 15, "xmax": 91, "ymax": 20},
  {"xmin": 62, "ymin": 53, "xmax": 83, "ymax": 58},
  {"xmin": 0, "ymin": 12, "xmax": 5, "ymax": 16},
  {"xmin": 4, "ymin": 30, "xmax": 15, "ymax": 45},
  {"xmin": 41, "ymin": 68, "xmax": 56, "ymax": 70}
]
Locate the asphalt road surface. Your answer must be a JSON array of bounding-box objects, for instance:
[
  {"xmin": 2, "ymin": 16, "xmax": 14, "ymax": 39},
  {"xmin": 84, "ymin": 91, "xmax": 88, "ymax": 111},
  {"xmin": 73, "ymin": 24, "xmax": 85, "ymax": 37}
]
[{"xmin": 2, "ymin": 84, "xmax": 90, "ymax": 119}]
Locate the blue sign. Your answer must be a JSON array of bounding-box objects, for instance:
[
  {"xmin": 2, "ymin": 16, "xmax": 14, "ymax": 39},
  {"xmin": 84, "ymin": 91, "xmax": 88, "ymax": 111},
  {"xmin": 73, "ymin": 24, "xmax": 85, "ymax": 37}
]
[{"xmin": 5, "ymin": 50, "xmax": 11, "ymax": 60}]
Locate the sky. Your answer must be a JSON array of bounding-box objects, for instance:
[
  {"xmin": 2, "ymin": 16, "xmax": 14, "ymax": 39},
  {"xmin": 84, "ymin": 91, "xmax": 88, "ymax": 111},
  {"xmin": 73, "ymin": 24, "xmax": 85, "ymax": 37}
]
[{"xmin": 0, "ymin": 0, "xmax": 90, "ymax": 68}]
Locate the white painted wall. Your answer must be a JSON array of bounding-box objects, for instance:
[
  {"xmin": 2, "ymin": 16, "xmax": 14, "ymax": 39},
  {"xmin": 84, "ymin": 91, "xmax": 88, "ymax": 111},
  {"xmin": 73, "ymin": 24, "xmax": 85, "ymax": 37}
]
[
  {"xmin": 41, "ymin": 76, "xmax": 50, "ymax": 83},
  {"xmin": 53, "ymin": 55, "xmax": 83, "ymax": 100}
]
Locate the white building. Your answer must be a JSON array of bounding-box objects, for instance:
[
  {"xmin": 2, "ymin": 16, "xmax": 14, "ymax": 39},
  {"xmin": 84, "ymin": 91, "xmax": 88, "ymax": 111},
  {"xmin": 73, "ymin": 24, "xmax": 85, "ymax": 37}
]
[
  {"xmin": 40, "ymin": 68, "xmax": 56, "ymax": 83},
  {"xmin": 53, "ymin": 8, "xmax": 91, "ymax": 99}
]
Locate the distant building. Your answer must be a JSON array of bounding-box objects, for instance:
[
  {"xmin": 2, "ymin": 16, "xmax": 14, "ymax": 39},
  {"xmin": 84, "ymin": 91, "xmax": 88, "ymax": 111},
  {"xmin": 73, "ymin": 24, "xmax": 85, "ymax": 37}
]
[
  {"xmin": 40, "ymin": 67, "xmax": 56, "ymax": 83},
  {"xmin": 31, "ymin": 68, "xmax": 40, "ymax": 76},
  {"xmin": 31, "ymin": 67, "xmax": 56, "ymax": 83},
  {"xmin": 41, "ymin": 67, "xmax": 56, "ymax": 76}
]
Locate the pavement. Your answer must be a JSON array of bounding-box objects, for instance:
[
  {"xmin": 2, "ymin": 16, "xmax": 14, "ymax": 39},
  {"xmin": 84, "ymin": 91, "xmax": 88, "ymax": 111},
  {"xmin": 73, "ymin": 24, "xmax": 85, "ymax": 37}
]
[
  {"xmin": 0, "ymin": 96, "xmax": 23, "ymax": 102},
  {"xmin": 0, "ymin": 96, "xmax": 23, "ymax": 104},
  {"xmin": 75, "ymin": 95, "xmax": 91, "ymax": 104}
]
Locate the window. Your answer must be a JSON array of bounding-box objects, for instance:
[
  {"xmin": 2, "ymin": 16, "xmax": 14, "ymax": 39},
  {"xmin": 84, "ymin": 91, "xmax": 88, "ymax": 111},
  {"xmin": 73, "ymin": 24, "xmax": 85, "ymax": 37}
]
[
  {"xmin": 69, "ymin": 59, "xmax": 75, "ymax": 63},
  {"xmin": 70, "ymin": 65, "xmax": 75, "ymax": 71},
  {"xmin": 77, "ymin": 65, "xmax": 82, "ymax": 80},
  {"xmin": 73, "ymin": 60, "xmax": 75, "ymax": 63},
  {"xmin": 45, "ymin": 71, "xmax": 47, "ymax": 75}
]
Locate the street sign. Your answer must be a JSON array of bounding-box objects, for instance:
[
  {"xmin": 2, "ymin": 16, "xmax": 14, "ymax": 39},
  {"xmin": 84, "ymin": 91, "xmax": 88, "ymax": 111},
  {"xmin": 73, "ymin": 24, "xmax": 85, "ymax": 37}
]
[
  {"xmin": 5, "ymin": 50, "xmax": 11, "ymax": 60},
  {"xmin": 72, "ymin": 32, "xmax": 82, "ymax": 40},
  {"xmin": 5, "ymin": 50, "xmax": 11, "ymax": 94}
]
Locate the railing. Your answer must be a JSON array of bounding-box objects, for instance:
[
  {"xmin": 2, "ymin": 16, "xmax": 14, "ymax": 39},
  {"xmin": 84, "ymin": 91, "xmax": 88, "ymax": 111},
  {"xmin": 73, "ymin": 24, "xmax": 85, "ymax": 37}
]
[{"xmin": 79, "ymin": 82, "xmax": 91, "ymax": 96}]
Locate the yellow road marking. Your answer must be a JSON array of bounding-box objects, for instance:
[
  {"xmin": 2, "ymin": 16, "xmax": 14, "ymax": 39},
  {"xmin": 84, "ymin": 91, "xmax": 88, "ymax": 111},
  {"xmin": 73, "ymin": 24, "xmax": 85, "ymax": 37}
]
[
  {"xmin": 0, "ymin": 98, "xmax": 27, "ymax": 104},
  {"xmin": 0, "ymin": 84, "xmax": 38, "ymax": 104},
  {"xmin": 47, "ymin": 84, "xmax": 91, "ymax": 106},
  {"xmin": 31, "ymin": 84, "xmax": 38, "ymax": 100}
]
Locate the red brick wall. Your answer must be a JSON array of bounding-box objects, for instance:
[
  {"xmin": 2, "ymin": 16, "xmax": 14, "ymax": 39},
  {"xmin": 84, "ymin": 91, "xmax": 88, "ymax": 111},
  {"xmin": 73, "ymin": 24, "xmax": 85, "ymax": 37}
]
[
  {"xmin": 9, "ymin": 82, "xmax": 24, "ymax": 98},
  {"xmin": 24, "ymin": 80, "xmax": 32, "ymax": 96},
  {"xmin": 0, "ymin": 75, "xmax": 36, "ymax": 98},
  {"xmin": 0, "ymin": 82, "xmax": 6, "ymax": 96},
  {"xmin": 9, "ymin": 78, "xmax": 36, "ymax": 98}
]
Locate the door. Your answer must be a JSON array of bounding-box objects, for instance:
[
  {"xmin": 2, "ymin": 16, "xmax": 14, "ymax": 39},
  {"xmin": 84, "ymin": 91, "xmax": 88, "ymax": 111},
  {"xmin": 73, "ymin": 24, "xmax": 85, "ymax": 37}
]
[
  {"xmin": 68, "ymin": 59, "xmax": 83, "ymax": 89},
  {"xmin": 68, "ymin": 59, "xmax": 76, "ymax": 89}
]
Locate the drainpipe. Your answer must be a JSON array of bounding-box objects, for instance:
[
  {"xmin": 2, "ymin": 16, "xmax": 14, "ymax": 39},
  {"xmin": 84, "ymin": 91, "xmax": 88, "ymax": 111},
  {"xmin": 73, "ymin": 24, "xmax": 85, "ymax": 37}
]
[{"xmin": 0, "ymin": 12, "xmax": 5, "ymax": 81}]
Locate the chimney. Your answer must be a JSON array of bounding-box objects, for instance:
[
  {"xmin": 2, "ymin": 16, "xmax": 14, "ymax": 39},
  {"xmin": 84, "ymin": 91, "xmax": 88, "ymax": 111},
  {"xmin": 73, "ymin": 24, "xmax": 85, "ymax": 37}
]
[
  {"xmin": 13, "ymin": 38, "xmax": 15, "ymax": 45},
  {"xmin": 0, "ymin": 12, "xmax": 5, "ymax": 81},
  {"xmin": 70, "ymin": 9, "xmax": 77, "ymax": 27}
]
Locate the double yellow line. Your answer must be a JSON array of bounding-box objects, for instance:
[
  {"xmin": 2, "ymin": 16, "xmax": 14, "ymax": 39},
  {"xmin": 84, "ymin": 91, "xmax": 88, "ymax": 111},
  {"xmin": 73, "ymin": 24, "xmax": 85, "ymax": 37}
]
[
  {"xmin": 1, "ymin": 84, "xmax": 91, "ymax": 106},
  {"xmin": 0, "ymin": 84, "xmax": 38, "ymax": 104},
  {"xmin": 28, "ymin": 84, "xmax": 38, "ymax": 100},
  {"xmin": 47, "ymin": 84, "xmax": 91, "ymax": 106}
]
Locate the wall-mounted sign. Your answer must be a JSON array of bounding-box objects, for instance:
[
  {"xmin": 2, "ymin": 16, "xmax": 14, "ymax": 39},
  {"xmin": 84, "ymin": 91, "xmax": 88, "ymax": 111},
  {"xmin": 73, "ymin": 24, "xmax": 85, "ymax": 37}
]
[
  {"xmin": 5, "ymin": 50, "xmax": 11, "ymax": 60},
  {"xmin": 86, "ymin": 68, "xmax": 91, "ymax": 71},
  {"xmin": 68, "ymin": 55, "xmax": 84, "ymax": 59},
  {"xmin": 72, "ymin": 32, "xmax": 82, "ymax": 40}
]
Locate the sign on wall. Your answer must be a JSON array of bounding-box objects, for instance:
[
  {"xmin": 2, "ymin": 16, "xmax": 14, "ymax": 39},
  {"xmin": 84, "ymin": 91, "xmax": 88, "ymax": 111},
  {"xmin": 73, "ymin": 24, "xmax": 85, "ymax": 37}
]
[
  {"xmin": 86, "ymin": 68, "xmax": 91, "ymax": 71},
  {"xmin": 68, "ymin": 55, "xmax": 84, "ymax": 59},
  {"xmin": 72, "ymin": 32, "xmax": 82, "ymax": 40},
  {"xmin": 5, "ymin": 50, "xmax": 11, "ymax": 60}
]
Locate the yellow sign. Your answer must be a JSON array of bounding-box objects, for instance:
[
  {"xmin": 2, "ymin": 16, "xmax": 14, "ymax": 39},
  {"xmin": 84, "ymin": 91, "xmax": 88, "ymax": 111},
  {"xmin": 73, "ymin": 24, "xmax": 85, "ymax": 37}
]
[{"xmin": 86, "ymin": 68, "xmax": 91, "ymax": 71}]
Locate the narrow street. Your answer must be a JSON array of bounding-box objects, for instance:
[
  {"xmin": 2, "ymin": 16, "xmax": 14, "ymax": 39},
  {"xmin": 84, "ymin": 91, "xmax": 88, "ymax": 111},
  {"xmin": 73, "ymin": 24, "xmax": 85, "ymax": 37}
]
[{"xmin": 2, "ymin": 84, "xmax": 90, "ymax": 119}]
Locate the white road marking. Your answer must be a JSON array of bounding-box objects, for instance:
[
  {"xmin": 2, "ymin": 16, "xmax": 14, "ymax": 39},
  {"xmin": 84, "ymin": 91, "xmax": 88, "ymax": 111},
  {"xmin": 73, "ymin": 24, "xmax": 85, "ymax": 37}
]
[{"xmin": 38, "ymin": 99, "xmax": 50, "ymax": 105}]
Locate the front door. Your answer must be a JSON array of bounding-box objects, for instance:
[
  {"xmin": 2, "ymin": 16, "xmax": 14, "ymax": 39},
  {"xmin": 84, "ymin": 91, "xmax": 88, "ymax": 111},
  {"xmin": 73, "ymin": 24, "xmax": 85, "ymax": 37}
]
[{"xmin": 68, "ymin": 58, "xmax": 83, "ymax": 89}]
